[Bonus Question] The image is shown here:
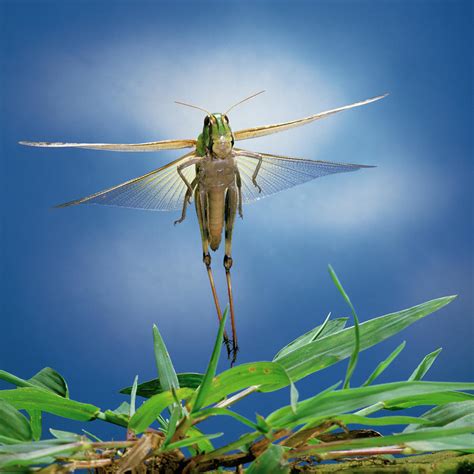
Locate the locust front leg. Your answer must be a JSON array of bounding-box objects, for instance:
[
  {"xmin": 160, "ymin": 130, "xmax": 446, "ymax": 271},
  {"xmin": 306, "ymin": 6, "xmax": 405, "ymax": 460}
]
[
  {"xmin": 174, "ymin": 177, "xmax": 197, "ymax": 225},
  {"xmin": 224, "ymin": 184, "xmax": 239, "ymax": 365},
  {"xmin": 195, "ymin": 188, "xmax": 232, "ymax": 358}
]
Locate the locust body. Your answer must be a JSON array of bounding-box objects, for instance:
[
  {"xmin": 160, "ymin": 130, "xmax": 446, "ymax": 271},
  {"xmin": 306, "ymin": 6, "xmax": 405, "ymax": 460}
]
[{"xmin": 20, "ymin": 91, "xmax": 388, "ymax": 364}]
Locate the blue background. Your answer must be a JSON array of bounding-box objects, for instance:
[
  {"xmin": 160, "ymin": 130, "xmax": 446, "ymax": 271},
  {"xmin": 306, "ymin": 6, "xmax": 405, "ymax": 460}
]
[{"xmin": 1, "ymin": 0, "xmax": 472, "ymax": 444}]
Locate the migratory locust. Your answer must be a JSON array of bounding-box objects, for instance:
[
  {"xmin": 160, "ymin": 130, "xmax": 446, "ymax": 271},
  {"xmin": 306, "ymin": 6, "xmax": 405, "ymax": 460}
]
[{"xmin": 20, "ymin": 91, "xmax": 387, "ymax": 363}]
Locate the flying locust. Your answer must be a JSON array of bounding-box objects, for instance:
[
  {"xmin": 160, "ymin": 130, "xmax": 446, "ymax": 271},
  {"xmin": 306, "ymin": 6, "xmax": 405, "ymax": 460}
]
[{"xmin": 20, "ymin": 91, "xmax": 387, "ymax": 364}]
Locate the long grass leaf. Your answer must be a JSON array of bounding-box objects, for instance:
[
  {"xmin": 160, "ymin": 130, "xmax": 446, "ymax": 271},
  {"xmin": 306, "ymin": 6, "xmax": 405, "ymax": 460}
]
[
  {"xmin": 0, "ymin": 441, "xmax": 84, "ymax": 469},
  {"xmin": 191, "ymin": 407, "xmax": 259, "ymax": 430},
  {"xmin": 301, "ymin": 413, "xmax": 428, "ymax": 431},
  {"xmin": 189, "ymin": 362, "xmax": 290, "ymax": 408},
  {"xmin": 362, "ymin": 341, "xmax": 406, "ymax": 386},
  {"xmin": 165, "ymin": 432, "xmax": 223, "ymax": 450},
  {"xmin": 191, "ymin": 308, "xmax": 228, "ymax": 413},
  {"xmin": 0, "ymin": 400, "xmax": 32, "ymax": 443},
  {"xmin": 129, "ymin": 387, "xmax": 195, "ymax": 433},
  {"xmin": 152, "ymin": 325, "xmax": 179, "ymax": 393},
  {"xmin": 163, "ymin": 404, "xmax": 182, "ymax": 446},
  {"xmin": 328, "ymin": 265, "xmax": 360, "ymax": 389},
  {"xmin": 81, "ymin": 429, "xmax": 102, "ymax": 442},
  {"xmin": 305, "ymin": 426, "xmax": 474, "ymax": 455},
  {"xmin": 186, "ymin": 426, "xmax": 215, "ymax": 454},
  {"xmin": 404, "ymin": 401, "xmax": 474, "ymax": 432},
  {"xmin": 120, "ymin": 373, "xmax": 203, "ymax": 398},
  {"xmin": 406, "ymin": 412, "xmax": 474, "ymax": 452},
  {"xmin": 409, "ymin": 348, "xmax": 442, "ymax": 381},
  {"xmin": 277, "ymin": 295, "xmax": 456, "ymax": 384},
  {"xmin": 0, "ymin": 368, "xmax": 68, "ymax": 398},
  {"xmin": 266, "ymin": 381, "xmax": 474, "ymax": 429},
  {"xmin": 385, "ymin": 391, "xmax": 474, "ymax": 410},
  {"xmin": 130, "ymin": 375, "xmax": 138, "ymax": 417},
  {"xmin": 0, "ymin": 388, "xmax": 99, "ymax": 421},
  {"xmin": 27, "ymin": 409, "xmax": 42, "ymax": 441},
  {"xmin": 273, "ymin": 314, "xmax": 347, "ymax": 361}
]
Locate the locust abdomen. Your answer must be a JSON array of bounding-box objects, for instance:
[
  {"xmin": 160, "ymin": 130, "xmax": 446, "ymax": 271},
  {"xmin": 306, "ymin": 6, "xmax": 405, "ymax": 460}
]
[{"xmin": 208, "ymin": 190, "xmax": 225, "ymax": 251}]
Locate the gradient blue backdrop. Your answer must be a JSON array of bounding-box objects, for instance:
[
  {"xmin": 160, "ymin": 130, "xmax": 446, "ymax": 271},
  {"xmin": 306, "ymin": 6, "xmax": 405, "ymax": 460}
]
[{"xmin": 1, "ymin": 0, "xmax": 472, "ymax": 444}]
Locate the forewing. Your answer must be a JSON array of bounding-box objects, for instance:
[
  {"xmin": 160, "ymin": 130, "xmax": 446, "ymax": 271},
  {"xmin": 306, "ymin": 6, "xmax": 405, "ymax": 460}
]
[
  {"xmin": 234, "ymin": 94, "xmax": 387, "ymax": 141},
  {"xmin": 234, "ymin": 149, "xmax": 374, "ymax": 203},
  {"xmin": 19, "ymin": 138, "xmax": 196, "ymax": 152},
  {"xmin": 57, "ymin": 152, "xmax": 198, "ymax": 211}
]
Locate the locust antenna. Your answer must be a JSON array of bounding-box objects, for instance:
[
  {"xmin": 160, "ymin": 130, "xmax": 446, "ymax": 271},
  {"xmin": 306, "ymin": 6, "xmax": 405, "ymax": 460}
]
[
  {"xmin": 174, "ymin": 100, "xmax": 211, "ymax": 115},
  {"xmin": 225, "ymin": 90, "xmax": 266, "ymax": 115}
]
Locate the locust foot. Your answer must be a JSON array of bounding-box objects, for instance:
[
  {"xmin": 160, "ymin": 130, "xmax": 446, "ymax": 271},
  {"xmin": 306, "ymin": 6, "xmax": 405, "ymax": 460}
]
[
  {"xmin": 223, "ymin": 334, "xmax": 233, "ymax": 359},
  {"xmin": 229, "ymin": 340, "xmax": 239, "ymax": 367}
]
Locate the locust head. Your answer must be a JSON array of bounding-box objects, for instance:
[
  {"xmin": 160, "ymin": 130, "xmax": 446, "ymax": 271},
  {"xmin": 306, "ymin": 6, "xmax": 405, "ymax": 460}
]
[
  {"xmin": 203, "ymin": 113, "xmax": 234, "ymax": 158},
  {"xmin": 174, "ymin": 90, "xmax": 265, "ymax": 158}
]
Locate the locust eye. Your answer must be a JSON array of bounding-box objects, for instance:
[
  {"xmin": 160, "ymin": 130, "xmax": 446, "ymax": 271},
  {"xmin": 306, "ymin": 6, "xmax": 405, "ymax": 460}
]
[
  {"xmin": 224, "ymin": 115, "xmax": 230, "ymax": 123},
  {"xmin": 204, "ymin": 116, "xmax": 210, "ymax": 127}
]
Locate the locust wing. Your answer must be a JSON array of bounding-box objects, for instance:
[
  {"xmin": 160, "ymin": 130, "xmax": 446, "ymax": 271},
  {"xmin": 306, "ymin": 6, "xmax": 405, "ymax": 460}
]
[
  {"xmin": 233, "ymin": 94, "xmax": 388, "ymax": 141},
  {"xmin": 234, "ymin": 149, "xmax": 374, "ymax": 203},
  {"xmin": 19, "ymin": 138, "xmax": 196, "ymax": 152},
  {"xmin": 57, "ymin": 151, "xmax": 198, "ymax": 210}
]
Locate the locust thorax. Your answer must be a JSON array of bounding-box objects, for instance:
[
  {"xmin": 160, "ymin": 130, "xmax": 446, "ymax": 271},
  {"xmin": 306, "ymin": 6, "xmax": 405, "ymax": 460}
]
[{"xmin": 203, "ymin": 113, "xmax": 235, "ymax": 159}]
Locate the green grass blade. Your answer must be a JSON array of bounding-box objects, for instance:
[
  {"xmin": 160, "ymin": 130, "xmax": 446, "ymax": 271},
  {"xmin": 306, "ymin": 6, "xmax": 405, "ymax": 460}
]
[
  {"xmin": 188, "ymin": 362, "xmax": 291, "ymax": 408},
  {"xmin": 99, "ymin": 401, "xmax": 130, "ymax": 427},
  {"xmin": 120, "ymin": 373, "xmax": 203, "ymax": 398},
  {"xmin": 305, "ymin": 426, "xmax": 474, "ymax": 455},
  {"xmin": 266, "ymin": 381, "xmax": 474, "ymax": 429},
  {"xmin": 407, "ymin": 433, "xmax": 474, "ymax": 452},
  {"xmin": 0, "ymin": 439, "xmax": 66, "ymax": 455},
  {"xmin": 186, "ymin": 426, "xmax": 215, "ymax": 454},
  {"xmin": 273, "ymin": 314, "xmax": 347, "ymax": 361},
  {"xmin": 152, "ymin": 324, "xmax": 179, "ymax": 393},
  {"xmin": 290, "ymin": 381, "xmax": 299, "ymax": 414},
  {"xmin": 28, "ymin": 368, "xmax": 69, "ymax": 398},
  {"xmin": 301, "ymin": 413, "xmax": 428, "ymax": 432},
  {"xmin": 404, "ymin": 401, "xmax": 474, "ymax": 432},
  {"xmin": 27, "ymin": 410, "xmax": 42, "ymax": 441},
  {"xmin": 191, "ymin": 407, "xmax": 259, "ymax": 431},
  {"xmin": 0, "ymin": 440, "xmax": 85, "ymax": 469},
  {"xmin": 163, "ymin": 404, "xmax": 182, "ymax": 446},
  {"xmin": 49, "ymin": 429, "xmax": 82, "ymax": 441},
  {"xmin": 0, "ymin": 400, "xmax": 33, "ymax": 444},
  {"xmin": 384, "ymin": 391, "xmax": 474, "ymax": 410},
  {"xmin": 405, "ymin": 411, "xmax": 474, "ymax": 452},
  {"xmin": 129, "ymin": 387, "xmax": 195, "ymax": 434},
  {"xmin": 165, "ymin": 432, "xmax": 223, "ymax": 451},
  {"xmin": 362, "ymin": 341, "xmax": 406, "ymax": 386},
  {"xmin": 246, "ymin": 444, "xmax": 290, "ymax": 474},
  {"xmin": 409, "ymin": 347, "xmax": 442, "ymax": 381},
  {"xmin": 108, "ymin": 401, "xmax": 130, "ymax": 416},
  {"xmin": 276, "ymin": 295, "xmax": 456, "ymax": 384},
  {"xmin": 130, "ymin": 375, "xmax": 138, "ymax": 417},
  {"xmin": 0, "ymin": 368, "xmax": 68, "ymax": 398},
  {"xmin": 191, "ymin": 308, "xmax": 228, "ymax": 413},
  {"xmin": 328, "ymin": 265, "xmax": 360, "ymax": 389},
  {"xmin": 81, "ymin": 429, "xmax": 102, "ymax": 442},
  {"xmin": 99, "ymin": 411, "xmax": 129, "ymax": 427},
  {"xmin": 0, "ymin": 388, "xmax": 99, "ymax": 421}
]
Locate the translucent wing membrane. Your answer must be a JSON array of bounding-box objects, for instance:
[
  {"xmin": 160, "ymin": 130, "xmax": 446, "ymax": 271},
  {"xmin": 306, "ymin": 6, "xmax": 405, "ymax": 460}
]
[
  {"xmin": 19, "ymin": 138, "xmax": 196, "ymax": 152},
  {"xmin": 234, "ymin": 149, "xmax": 374, "ymax": 203},
  {"xmin": 234, "ymin": 94, "xmax": 388, "ymax": 141},
  {"xmin": 57, "ymin": 152, "xmax": 197, "ymax": 211}
]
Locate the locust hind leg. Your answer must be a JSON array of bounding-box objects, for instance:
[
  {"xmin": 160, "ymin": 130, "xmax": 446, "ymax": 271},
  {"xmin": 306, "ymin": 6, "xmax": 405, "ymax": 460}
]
[
  {"xmin": 224, "ymin": 185, "xmax": 239, "ymax": 365},
  {"xmin": 195, "ymin": 189, "xmax": 232, "ymax": 357}
]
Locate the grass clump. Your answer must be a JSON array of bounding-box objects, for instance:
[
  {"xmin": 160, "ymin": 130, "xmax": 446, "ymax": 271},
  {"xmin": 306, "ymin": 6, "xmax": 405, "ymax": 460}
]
[{"xmin": 0, "ymin": 266, "xmax": 472, "ymax": 472}]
